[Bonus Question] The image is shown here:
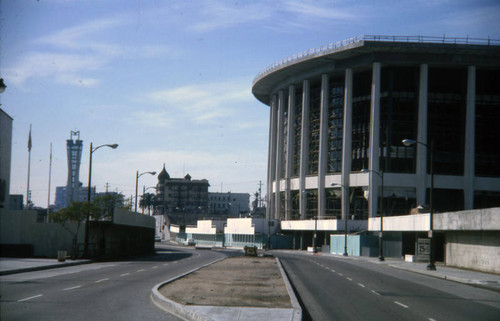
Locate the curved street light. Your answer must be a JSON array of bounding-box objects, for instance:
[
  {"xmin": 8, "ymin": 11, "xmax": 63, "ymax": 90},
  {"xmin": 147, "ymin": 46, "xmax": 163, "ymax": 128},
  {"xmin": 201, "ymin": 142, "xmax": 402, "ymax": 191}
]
[
  {"xmin": 135, "ymin": 171, "xmax": 156, "ymax": 213},
  {"xmin": 402, "ymin": 138, "xmax": 436, "ymax": 271},
  {"xmin": 85, "ymin": 143, "xmax": 119, "ymax": 257},
  {"xmin": 362, "ymin": 168, "xmax": 385, "ymax": 261}
]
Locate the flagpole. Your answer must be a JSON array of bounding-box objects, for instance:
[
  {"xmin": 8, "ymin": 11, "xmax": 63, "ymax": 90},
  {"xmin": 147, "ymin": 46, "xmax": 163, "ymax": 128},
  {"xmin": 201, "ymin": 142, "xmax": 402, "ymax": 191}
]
[
  {"xmin": 47, "ymin": 143, "xmax": 53, "ymax": 221},
  {"xmin": 26, "ymin": 124, "xmax": 32, "ymax": 209}
]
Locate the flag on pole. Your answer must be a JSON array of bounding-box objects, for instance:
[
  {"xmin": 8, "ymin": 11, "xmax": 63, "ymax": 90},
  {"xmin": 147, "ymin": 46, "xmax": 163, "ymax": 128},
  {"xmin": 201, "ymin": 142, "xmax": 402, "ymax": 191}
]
[{"xmin": 27, "ymin": 124, "xmax": 32, "ymax": 151}]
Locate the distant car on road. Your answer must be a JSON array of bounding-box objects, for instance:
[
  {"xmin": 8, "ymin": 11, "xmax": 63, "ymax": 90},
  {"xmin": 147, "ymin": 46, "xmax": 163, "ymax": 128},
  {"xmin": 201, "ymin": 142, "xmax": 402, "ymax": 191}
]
[
  {"xmin": 185, "ymin": 238, "xmax": 196, "ymax": 246},
  {"xmin": 155, "ymin": 235, "xmax": 162, "ymax": 242}
]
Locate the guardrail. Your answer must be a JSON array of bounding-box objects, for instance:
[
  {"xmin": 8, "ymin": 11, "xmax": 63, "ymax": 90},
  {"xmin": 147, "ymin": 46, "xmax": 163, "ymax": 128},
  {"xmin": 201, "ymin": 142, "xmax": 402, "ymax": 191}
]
[{"xmin": 253, "ymin": 35, "xmax": 500, "ymax": 84}]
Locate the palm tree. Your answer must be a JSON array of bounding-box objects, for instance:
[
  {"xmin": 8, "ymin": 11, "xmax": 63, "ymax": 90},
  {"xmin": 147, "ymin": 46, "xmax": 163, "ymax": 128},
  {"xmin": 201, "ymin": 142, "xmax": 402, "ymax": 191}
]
[{"xmin": 139, "ymin": 193, "xmax": 157, "ymax": 215}]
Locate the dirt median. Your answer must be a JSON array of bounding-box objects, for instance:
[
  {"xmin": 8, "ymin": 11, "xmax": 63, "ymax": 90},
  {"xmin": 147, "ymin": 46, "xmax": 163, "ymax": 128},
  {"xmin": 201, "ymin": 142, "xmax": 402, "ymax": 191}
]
[{"xmin": 158, "ymin": 256, "xmax": 292, "ymax": 308}]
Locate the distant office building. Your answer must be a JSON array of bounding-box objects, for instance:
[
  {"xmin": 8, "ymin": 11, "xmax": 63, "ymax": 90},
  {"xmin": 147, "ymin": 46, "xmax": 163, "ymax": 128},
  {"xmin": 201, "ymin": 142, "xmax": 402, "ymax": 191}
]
[
  {"xmin": 55, "ymin": 185, "xmax": 95, "ymax": 209},
  {"xmin": 252, "ymin": 35, "xmax": 500, "ymax": 221},
  {"xmin": 209, "ymin": 192, "xmax": 250, "ymax": 217},
  {"xmin": 8, "ymin": 194, "xmax": 23, "ymax": 210},
  {"xmin": 65, "ymin": 131, "xmax": 83, "ymax": 207},
  {"xmin": 156, "ymin": 164, "xmax": 209, "ymax": 225},
  {"xmin": 0, "ymin": 109, "xmax": 13, "ymax": 209}
]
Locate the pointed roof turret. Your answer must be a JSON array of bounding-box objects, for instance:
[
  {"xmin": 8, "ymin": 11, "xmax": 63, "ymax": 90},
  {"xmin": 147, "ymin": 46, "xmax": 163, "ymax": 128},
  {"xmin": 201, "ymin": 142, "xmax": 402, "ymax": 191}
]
[{"xmin": 158, "ymin": 164, "xmax": 170, "ymax": 181}]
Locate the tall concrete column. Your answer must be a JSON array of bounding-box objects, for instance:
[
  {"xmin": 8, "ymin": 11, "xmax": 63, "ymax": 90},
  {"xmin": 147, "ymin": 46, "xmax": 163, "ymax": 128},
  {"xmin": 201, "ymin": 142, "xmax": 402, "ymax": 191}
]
[
  {"xmin": 285, "ymin": 85, "xmax": 296, "ymax": 220},
  {"xmin": 464, "ymin": 65, "xmax": 476, "ymax": 210},
  {"xmin": 275, "ymin": 90, "xmax": 285, "ymax": 219},
  {"xmin": 299, "ymin": 80, "xmax": 310, "ymax": 220},
  {"xmin": 267, "ymin": 95, "xmax": 278, "ymax": 220},
  {"xmin": 368, "ymin": 62, "xmax": 381, "ymax": 218},
  {"xmin": 416, "ymin": 64, "xmax": 429, "ymax": 207},
  {"xmin": 341, "ymin": 69, "xmax": 353, "ymax": 221},
  {"xmin": 318, "ymin": 74, "xmax": 330, "ymax": 218}
]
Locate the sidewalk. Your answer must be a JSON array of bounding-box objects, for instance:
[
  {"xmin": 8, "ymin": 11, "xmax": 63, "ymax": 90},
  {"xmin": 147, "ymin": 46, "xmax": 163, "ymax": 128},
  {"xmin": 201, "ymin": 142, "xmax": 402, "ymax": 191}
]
[{"xmin": 0, "ymin": 257, "xmax": 92, "ymax": 275}]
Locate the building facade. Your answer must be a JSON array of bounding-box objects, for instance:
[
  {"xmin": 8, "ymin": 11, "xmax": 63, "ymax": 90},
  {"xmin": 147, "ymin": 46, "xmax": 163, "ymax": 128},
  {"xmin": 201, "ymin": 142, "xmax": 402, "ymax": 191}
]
[
  {"xmin": 0, "ymin": 109, "xmax": 13, "ymax": 209},
  {"xmin": 65, "ymin": 131, "xmax": 83, "ymax": 207},
  {"xmin": 208, "ymin": 192, "xmax": 250, "ymax": 217},
  {"xmin": 252, "ymin": 36, "xmax": 500, "ymax": 222},
  {"xmin": 155, "ymin": 165, "xmax": 209, "ymax": 225}
]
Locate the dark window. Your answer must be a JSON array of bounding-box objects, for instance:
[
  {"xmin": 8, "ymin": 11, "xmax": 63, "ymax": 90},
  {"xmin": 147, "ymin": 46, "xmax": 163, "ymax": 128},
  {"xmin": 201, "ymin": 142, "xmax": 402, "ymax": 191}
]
[
  {"xmin": 428, "ymin": 67, "xmax": 466, "ymax": 176},
  {"xmin": 380, "ymin": 67, "xmax": 419, "ymax": 173},
  {"xmin": 475, "ymin": 68, "xmax": 500, "ymax": 177},
  {"xmin": 308, "ymin": 85, "xmax": 321, "ymax": 175}
]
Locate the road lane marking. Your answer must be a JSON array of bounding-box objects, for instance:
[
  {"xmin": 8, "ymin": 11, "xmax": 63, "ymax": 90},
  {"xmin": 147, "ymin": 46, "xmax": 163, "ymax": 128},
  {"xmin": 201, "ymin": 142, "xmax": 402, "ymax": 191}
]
[
  {"xmin": 120, "ymin": 273, "xmax": 130, "ymax": 277},
  {"xmin": 428, "ymin": 319, "xmax": 437, "ymax": 321},
  {"xmin": 137, "ymin": 269, "xmax": 146, "ymax": 272},
  {"xmin": 163, "ymin": 263, "xmax": 169, "ymax": 266},
  {"xmin": 371, "ymin": 290, "xmax": 381, "ymax": 296},
  {"xmin": 18, "ymin": 294, "xmax": 43, "ymax": 302},
  {"xmin": 358, "ymin": 283, "xmax": 365, "ymax": 288},
  {"xmin": 63, "ymin": 285, "xmax": 82, "ymax": 291},
  {"xmin": 95, "ymin": 278, "xmax": 109, "ymax": 283},
  {"xmin": 394, "ymin": 301, "xmax": 409, "ymax": 308},
  {"xmin": 152, "ymin": 266, "xmax": 158, "ymax": 269},
  {"xmin": 338, "ymin": 273, "xmax": 343, "ymax": 276},
  {"xmin": 347, "ymin": 277, "xmax": 353, "ymax": 281}
]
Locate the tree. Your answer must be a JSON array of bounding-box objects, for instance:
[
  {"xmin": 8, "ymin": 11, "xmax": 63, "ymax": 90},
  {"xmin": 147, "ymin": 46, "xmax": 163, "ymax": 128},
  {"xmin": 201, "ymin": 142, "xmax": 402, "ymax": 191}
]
[
  {"xmin": 92, "ymin": 193, "xmax": 126, "ymax": 220},
  {"xmin": 139, "ymin": 193, "xmax": 157, "ymax": 215},
  {"xmin": 50, "ymin": 201, "xmax": 95, "ymax": 258}
]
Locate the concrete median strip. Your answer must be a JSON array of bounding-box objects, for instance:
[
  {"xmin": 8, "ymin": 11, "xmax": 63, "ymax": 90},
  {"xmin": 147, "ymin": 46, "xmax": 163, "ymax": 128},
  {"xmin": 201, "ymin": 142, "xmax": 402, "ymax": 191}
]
[{"xmin": 151, "ymin": 256, "xmax": 301, "ymax": 321}]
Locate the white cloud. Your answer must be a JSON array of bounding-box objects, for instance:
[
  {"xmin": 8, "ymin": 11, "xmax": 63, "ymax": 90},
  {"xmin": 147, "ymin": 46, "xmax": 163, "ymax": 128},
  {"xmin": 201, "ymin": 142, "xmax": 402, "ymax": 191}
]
[
  {"xmin": 5, "ymin": 52, "xmax": 106, "ymax": 86},
  {"xmin": 144, "ymin": 79, "xmax": 253, "ymax": 124}
]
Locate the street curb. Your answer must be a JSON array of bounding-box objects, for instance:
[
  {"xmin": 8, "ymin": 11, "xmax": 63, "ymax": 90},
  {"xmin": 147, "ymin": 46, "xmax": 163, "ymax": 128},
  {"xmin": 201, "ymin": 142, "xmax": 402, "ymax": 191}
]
[
  {"xmin": 151, "ymin": 256, "xmax": 301, "ymax": 321},
  {"xmin": 0, "ymin": 260, "xmax": 93, "ymax": 276},
  {"xmin": 388, "ymin": 264, "xmax": 500, "ymax": 291},
  {"xmin": 276, "ymin": 257, "xmax": 303, "ymax": 321},
  {"xmin": 151, "ymin": 257, "xmax": 226, "ymax": 321}
]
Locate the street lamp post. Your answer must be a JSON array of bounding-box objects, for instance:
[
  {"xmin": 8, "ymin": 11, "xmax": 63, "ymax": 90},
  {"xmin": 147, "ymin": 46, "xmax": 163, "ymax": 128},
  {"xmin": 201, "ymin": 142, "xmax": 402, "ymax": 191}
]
[
  {"xmin": 85, "ymin": 142, "xmax": 118, "ymax": 258},
  {"xmin": 402, "ymin": 138, "xmax": 436, "ymax": 271},
  {"xmin": 362, "ymin": 168, "xmax": 384, "ymax": 261},
  {"xmin": 135, "ymin": 171, "xmax": 156, "ymax": 213}
]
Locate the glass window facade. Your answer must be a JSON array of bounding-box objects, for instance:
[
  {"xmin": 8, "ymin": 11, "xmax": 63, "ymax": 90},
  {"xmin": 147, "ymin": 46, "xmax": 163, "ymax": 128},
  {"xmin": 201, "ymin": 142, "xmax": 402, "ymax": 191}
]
[
  {"xmin": 327, "ymin": 81, "xmax": 344, "ymax": 173},
  {"xmin": 475, "ymin": 68, "xmax": 500, "ymax": 177},
  {"xmin": 380, "ymin": 67, "xmax": 418, "ymax": 173},
  {"xmin": 292, "ymin": 88, "xmax": 302, "ymax": 177},
  {"xmin": 428, "ymin": 67, "xmax": 466, "ymax": 176},
  {"xmin": 351, "ymin": 71, "xmax": 371, "ymax": 172},
  {"xmin": 308, "ymin": 85, "xmax": 321, "ymax": 175}
]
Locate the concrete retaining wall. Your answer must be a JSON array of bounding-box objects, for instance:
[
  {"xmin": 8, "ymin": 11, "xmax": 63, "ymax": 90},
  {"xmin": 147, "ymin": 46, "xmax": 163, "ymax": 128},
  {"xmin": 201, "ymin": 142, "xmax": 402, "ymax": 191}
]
[{"xmin": 446, "ymin": 231, "xmax": 500, "ymax": 274}]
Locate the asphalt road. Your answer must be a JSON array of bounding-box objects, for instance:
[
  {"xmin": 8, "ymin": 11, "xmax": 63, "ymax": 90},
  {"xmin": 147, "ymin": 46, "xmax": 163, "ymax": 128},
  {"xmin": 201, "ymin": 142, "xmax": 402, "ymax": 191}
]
[
  {"xmin": 0, "ymin": 244, "xmax": 226, "ymax": 321},
  {"xmin": 276, "ymin": 251, "xmax": 500, "ymax": 321}
]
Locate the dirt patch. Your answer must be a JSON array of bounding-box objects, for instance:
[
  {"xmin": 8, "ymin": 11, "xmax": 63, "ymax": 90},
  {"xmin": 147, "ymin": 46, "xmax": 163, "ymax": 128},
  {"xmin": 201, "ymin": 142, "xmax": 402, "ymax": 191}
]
[{"xmin": 159, "ymin": 256, "xmax": 292, "ymax": 308}]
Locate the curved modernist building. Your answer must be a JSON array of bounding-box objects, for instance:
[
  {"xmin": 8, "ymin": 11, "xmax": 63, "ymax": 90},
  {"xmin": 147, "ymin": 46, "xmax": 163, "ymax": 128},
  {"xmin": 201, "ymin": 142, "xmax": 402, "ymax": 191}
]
[{"xmin": 252, "ymin": 36, "xmax": 500, "ymax": 222}]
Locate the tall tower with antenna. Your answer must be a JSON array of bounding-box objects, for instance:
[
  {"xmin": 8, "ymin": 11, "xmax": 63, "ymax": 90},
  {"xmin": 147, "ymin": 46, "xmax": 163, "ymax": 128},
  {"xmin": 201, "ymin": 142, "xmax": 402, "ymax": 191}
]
[{"xmin": 66, "ymin": 130, "xmax": 83, "ymax": 207}]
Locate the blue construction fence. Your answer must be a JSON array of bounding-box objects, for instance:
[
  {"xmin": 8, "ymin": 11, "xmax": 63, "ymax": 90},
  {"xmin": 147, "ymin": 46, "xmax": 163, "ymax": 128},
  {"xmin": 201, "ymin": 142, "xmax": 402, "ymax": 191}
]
[
  {"xmin": 330, "ymin": 232, "xmax": 403, "ymax": 257},
  {"xmin": 172, "ymin": 232, "xmax": 293, "ymax": 250}
]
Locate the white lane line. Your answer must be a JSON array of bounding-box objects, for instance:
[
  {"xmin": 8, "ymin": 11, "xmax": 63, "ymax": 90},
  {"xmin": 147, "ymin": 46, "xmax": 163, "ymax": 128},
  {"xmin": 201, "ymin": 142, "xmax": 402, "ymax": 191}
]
[
  {"xmin": 394, "ymin": 301, "xmax": 409, "ymax": 308},
  {"xmin": 338, "ymin": 273, "xmax": 343, "ymax": 276},
  {"xmin": 18, "ymin": 294, "xmax": 43, "ymax": 302},
  {"xmin": 428, "ymin": 319, "xmax": 437, "ymax": 321},
  {"xmin": 137, "ymin": 269, "xmax": 146, "ymax": 272},
  {"xmin": 163, "ymin": 263, "xmax": 169, "ymax": 266},
  {"xmin": 330, "ymin": 269, "xmax": 336, "ymax": 272},
  {"xmin": 371, "ymin": 290, "xmax": 381, "ymax": 296},
  {"xmin": 358, "ymin": 283, "xmax": 365, "ymax": 288},
  {"xmin": 152, "ymin": 266, "xmax": 158, "ymax": 269},
  {"xmin": 346, "ymin": 277, "xmax": 353, "ymax": 281},
  {"xmin": 95, "ymin": 278, "xmax": 109, "ymax": 283},
  {"xmin": 120, "ymin": 273, "xmax": 130, "ymax": 277},
  {"xmin": 63, "ymin": 285, "xmax": 82, "ymax": 291}
]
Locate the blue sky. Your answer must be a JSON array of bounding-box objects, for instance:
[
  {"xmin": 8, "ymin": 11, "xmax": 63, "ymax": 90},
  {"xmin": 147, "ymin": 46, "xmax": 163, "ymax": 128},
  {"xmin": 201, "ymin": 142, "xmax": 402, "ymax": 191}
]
[{"xmin": 1, "ymin": 0, "xmax": 499, "ymax": 208}]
